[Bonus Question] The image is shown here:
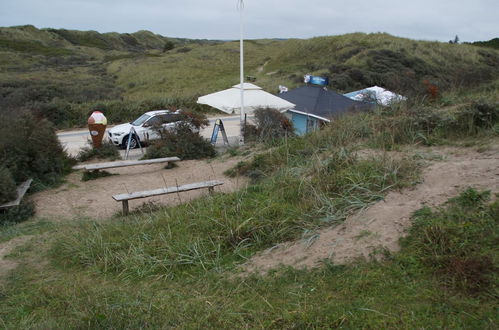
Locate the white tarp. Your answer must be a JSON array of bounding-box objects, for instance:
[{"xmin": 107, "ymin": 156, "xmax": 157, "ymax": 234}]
[
  {"xmin": 346, "ymin": 86, "xmax": 406, "ymax": 106},
  {"xmin": 197, "ymin": 83, "xmax": 295, "ymax": 114}
]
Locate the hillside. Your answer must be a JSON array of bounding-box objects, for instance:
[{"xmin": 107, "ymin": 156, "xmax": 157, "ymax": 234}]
[
  {"xmin": 470, "ymin": 37, "xmax": 499, "ymax": 50},
  {"xmin": 0, "ymin": 24, "xmax": 217, "ymax": 54},
  {"xmin": 1, "ymin": 98, "xmax": 498, "ymax": 327},
  {"xmin": 0, "ymin": 25, "xmax": 498, "ymax": 328},
  {"xmin": 0, "ymin": 25, "xmax": 498, "ymax": 128}
]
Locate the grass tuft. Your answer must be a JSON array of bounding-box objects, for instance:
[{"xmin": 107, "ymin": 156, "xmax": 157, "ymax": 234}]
[
  {"xmin": 400, "ymin": 188, "xmax": 498, "ymax": 295},
  {"xmin": 81, "ymin": 170, "xmax": 116, "ymax": 181},
  {"xmin": 76, "ymin": 142, "xmax": 121, "ymax": 162}
]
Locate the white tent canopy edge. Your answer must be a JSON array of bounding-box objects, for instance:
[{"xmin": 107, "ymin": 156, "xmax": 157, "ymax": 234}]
[{"xmin": 197, "ymin": 83, "xmax": 295, "ymax": 115}]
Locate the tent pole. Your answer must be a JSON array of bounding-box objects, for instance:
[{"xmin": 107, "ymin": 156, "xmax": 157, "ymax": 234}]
[{"xmin": 238, "ymin": 0, "xmax": 245, "ymax": 145}]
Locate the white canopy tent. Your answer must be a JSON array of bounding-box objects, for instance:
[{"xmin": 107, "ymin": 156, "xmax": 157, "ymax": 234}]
[{"xmin": 197, "ymin": 83, "xmax": 295, "ymax": 115}]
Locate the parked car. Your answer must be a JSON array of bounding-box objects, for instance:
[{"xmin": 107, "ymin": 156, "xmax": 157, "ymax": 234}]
[{"xmin": 108, "ymin": 110, "xmax": 196, "ymax": 148}]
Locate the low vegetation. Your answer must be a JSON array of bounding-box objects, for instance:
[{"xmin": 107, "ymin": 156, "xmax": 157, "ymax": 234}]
[
  {"xmin": 0, "ymin": 186, "xmax": 496, "ymax": 327},
  {"xmin": 243, "ymin": 108, "xmax": 294, "ymax": 143},
  {"xmin": 143, "ymin": 112, "xmax": 215, "ymax": 160},
  {"xmin": 81, "ymin": 170, "xmax": 116, "ymax": 182},
  {"xmin": 0, "ymin": 110, "xmax": 72, "ymax": 199},
  {"xmin": 231, "ymin": 95, "xmax": 498, "ymax": 179},
  {"xmin": 76, "ymin": 142, "xmax": 121, "ymax": 162},
  {"xmin": 1, "ymin": 26, "xmax": 498, "ymax": 130},
  {"xmin": 401, "ymin": 188, "xmax": 498, "ymax": 295},
  {"xmin": 0, "ymin": 26, "xmax": 498, "ymax": 327},
  {"xmin": 0, "ymin": 201, "xmax": 35, "ymax": 226}
]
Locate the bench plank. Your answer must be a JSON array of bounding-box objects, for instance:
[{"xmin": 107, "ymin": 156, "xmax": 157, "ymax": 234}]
[
  {"xmin": 73, "ymin": 157, "xmax": 180, "ymax": 171},
  {"xmin": 113, "ymin": 180, "xmax": 224, "ymax": 202},
  {"xmin": 0, "ymin": 179, "xmax": 33, "ymax": 210}
]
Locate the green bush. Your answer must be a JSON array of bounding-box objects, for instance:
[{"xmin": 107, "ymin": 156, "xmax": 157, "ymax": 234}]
[
  {"xmin": 0, "ymin": 110, "xmax": 72, "ymax": 189},
  {"xmin": 77, "ymin": 142, "xmax": 121, "ymax": 162},
  {"xmin": 0, "ymin": 166, "xmax": 17, "ymax": 204},
  {"xmin": 253, "ymin": 108, "xmax": 294, "ymax": 142},
  {"xmin": 243, "ymin": 108, "xmax": 294, "ymax": 143},
  {"xmin": 81, "ymin": 170, "xmax": 116, "ymax": 182},
  {"xmin": 163, "ymin": 40, "xmax": 175, "ymax": 52},
  {"xmin": 0, "ymin": 200, "xmax": 35, "ymax": 225},
  {"xmin": 144, "ymin": 123, "xmax": 215, "ymax": 160}
]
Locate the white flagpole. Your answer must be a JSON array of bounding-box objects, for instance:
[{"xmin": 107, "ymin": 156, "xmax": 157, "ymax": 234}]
[{"xmin": 238, "ymin": 0, "xmax": 245, "ymax": 145}]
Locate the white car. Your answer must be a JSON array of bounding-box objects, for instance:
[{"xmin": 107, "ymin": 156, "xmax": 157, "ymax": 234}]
[{"xmin": 108, "ymin": 110, "xmax": 193, "ymax": 148}]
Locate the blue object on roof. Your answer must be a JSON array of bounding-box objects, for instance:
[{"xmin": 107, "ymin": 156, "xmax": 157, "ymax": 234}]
[{"xmin": 305, "ymin": 75, "xmax": 329, "ymax": 87}]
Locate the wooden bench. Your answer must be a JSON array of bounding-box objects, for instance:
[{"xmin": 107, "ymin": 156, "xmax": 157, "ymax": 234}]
[
  {"xmin": 112, "ymin": 180, "xmax": 224, "ymax": 215},
  {"xmin": 0, "ymin": 179, "xmax": 33, "ymax": 210},
  {"xmin": 73, "ymin": 157, "xmax": 180, "ymax": 171}
]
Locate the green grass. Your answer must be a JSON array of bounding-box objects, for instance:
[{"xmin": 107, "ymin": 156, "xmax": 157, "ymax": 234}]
[
  {"xmin": 0, "ymin": 100, "xmax": 497, "ymax": 327},
  {"xmin": 0, "ymin": 25, "xmax": 498, "ymax": 328},
  {"xmin": 0, "ymin": 219, "xmax": 55, "ymax": 243},
  {"xmin": 81, "ymin": 170, "xmax": 116, "ymax": 182},
  {"xmin": 48, "ymin": 148, "xmax": 418, "ymax": 280},
  {"xmin": 0, "ymin": 189, "xmax": 496, "ymax": 328},
  {"xmin": 76, "ymin": 143, "xmax": 121, "ymax": 162},
  {"xmin": 0, "ymin": 201, "xmax": 35, "ymax": 226},
  {"xmin": 400, "ymin": 188, "xmax": 498, "ymax": 294},
  {"xmin": 1, "ymin": 25, "xmax": 498, "ymax": 129},
  {"xmin": 0, "ymin": 38, "xmax": 73, "ymax": 56}
]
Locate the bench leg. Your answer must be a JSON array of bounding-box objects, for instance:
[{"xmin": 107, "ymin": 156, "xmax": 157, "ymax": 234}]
[
  {"xmin": 208, "ymin": 186, "xmax": 214, "ymax": 195},
  {"xmin": 122, "ymin": 200, "xmax": 129, "ymax": 215}
]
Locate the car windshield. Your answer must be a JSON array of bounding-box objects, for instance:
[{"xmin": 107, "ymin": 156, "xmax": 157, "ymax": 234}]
[{"xmin": 131, "ymin": 114, "xmax": 151, "ymax": 126}]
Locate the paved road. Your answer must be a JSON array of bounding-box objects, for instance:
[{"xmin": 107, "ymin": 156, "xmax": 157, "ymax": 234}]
[{"xmin": 58, "ymin": 115, "xmax": 243, "ymax": 158}]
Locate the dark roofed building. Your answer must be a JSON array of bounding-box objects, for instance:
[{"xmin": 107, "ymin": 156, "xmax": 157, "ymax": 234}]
[{"xmin": 279, "ymin": 85, "xmax": 374, "ymax": 135}]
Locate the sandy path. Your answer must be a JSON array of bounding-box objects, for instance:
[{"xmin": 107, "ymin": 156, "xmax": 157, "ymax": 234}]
[
  {"xmin": 244, "ymin": 146, "xmax": 499, "ymax": 274},
  {"xmin": 32, "ymin": 157, "xmax": 248, "ymax": 220}
]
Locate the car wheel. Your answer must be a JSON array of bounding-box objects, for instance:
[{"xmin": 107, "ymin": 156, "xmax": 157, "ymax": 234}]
[{"xmin": 123, "ymin": 135, "xmax": 138, "ymax": 149}]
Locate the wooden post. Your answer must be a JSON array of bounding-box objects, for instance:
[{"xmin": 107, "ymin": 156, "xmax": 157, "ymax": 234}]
[
  {"xmin": 208, "ymin": 186, "xmax": 214, "ymax": 195},
  {"xmin": 122, "ymin": 200, "xmax": 129, "ymax": 215}
]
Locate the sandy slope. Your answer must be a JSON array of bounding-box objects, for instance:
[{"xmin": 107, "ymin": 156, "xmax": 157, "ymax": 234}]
[{"xmin": 243, "ymin": 145, "xmax": 499, "ymax": 274}]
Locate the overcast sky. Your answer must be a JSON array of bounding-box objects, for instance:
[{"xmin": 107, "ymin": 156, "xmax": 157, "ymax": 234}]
[{"xmin": 0, "ymin": 0, "xmax": 497, "ymax": 42}]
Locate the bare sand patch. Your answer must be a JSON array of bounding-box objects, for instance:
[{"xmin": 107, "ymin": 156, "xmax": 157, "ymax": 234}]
[
  {"xmin": 32, "ymin": 157, "xmax": 248, "ymax": 220},
  {"xmin": 243, "ymin": 145, "xmax": 499, "ymax": 274}
]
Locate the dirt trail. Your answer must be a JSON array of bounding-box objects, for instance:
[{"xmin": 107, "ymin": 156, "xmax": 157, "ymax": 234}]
[
  {"xmin": 244, "ymin": 146, "xmax": 499, "ymax": 274},
  {"xmin": 32, "ymin": 157, "xmax": 248, "ymax": 220},
  {"xmin": 0, "ymin": 236, "xmax": 32, "ymax": 284}
]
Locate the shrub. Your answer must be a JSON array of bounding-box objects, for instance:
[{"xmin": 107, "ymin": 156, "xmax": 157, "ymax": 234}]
[
  {"xmin": 77, "ymin": 142, "xmax": 121, "ymax": 162},
  {"xmin": 0, "ymin": 110, "xmax": 72, "ymax": 189},
  {"xmin": 81, "ymin": 170, "xmax": 116, "ymax": 182},
  {"xmin": 0, "ymin": 166, "xmax": 17, "ymax": 203},
  {"xmin": 251, "ymin": 108, "xmax": 294, "ymax": 143},
  {"xmin": 144, "ymin": 123, "xmax": 215, "ymax": 160},
  {"xmin": 143, "ymin": 111, "xmax": 214, "ymax": 160},
  {"xmin": 0, "ymin": 200, "xmax": 35, "ymax": 225},
  {"xmin": 242, "ymin": 123, "xmax": 259, "ymax": 142},
  {"xmin": 179, "ymin": 111, "xmax": 209, "ymax": 129},
  {"xmin": 176, "ymin": 47, "xmax": 192, "ymax": 53},
  {"xmin": 163, "ymin": 41, "xmax": 175, "ymax": 52}
]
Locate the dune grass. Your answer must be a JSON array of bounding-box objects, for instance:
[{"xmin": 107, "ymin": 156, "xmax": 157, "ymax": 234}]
[
  {"xmin": 0, "ymin": 188, "xmax": 496, "ymax": 328},
  {"xmin": 2, "ymin": 26, "xmax": 498, "ymax": 129},
  {"xmin": 0, "ymin": 27, "xmax": 498, "ymax": 327},
  {"xmin": 0, "ymin": 108, "xmax": 497, "ymax": 327}
]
